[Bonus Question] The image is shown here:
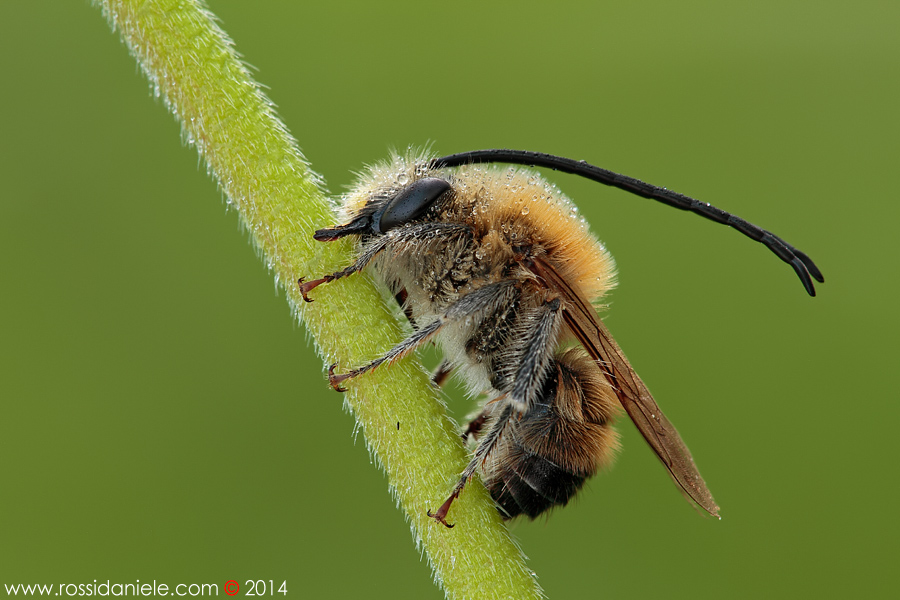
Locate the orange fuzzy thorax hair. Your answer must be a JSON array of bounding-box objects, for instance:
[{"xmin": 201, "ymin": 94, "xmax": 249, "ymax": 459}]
[{"xmin": 340, "ymin": 152, "xmax": 616, "ymax": 306}]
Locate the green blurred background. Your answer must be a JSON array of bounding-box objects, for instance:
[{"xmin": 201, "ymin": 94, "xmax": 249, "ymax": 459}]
[{"xmin": 1, "ymin": 1, "xmax": 896, "ymax": 598}]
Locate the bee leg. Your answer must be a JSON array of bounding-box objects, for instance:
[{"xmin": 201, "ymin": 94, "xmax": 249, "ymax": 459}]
[
  {"xmin": 429, "ymin": 404, "xmax": 515, "ymax": 528},
  {"xmin": 302, "ymin": 223, "xmax": 473, "ymax": 302},
  {"xmin": 508, "ymin": 297, "xmax": 562, "ymax": 412},
  {"xmin": 394, "ymin": 288, "xmax": 417, "ymax": 327},
  {"xmin": 329, "ymin": 280, "xmax": 517, "ymax": 389},
  {"xmin": 328, "ymin": 317, "xmax": 444, "ymax": 390},
  {"xmin": 461, "ymin": 409, "xmax": 488, "ymax": 441},
  {"xmin": 298, "ymin": 235, "xmax": 393, "ymax": 302},
  {"xmin": 396, "ymin": 289, "xmax": 452, "ymax": 387},
  {"xmin": 432, "ymin": 359, "xmax": 453, "ymax": 388},
  {"xmin": 427, "ymin": 486, "xmax": 462, "ymax": 529},
  {"xmin": 431, "ymin": 299, "xmax": 561, "ymax": 523},
  {"xmin": 298, "ymin": 272, "xmax": 347, "ymax": 302}
]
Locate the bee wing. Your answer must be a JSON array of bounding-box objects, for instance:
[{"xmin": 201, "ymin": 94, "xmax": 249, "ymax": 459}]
[{"xmin": 528, "ymin": 256, "xmax": 720, "ymax": 518}]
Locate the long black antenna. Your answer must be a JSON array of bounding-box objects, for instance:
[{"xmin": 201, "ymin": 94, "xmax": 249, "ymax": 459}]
[
  {"xmin": 431, "ymin": 149, "xmax": 825, "ymax": 296},
  {"xmin": 432, "ymin": 149, "xmax": 823, "ymax": 296}
]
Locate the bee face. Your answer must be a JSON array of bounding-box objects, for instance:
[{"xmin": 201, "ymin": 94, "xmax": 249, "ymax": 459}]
[{"xmin": 302, "ymin": 148, "xmax": 821, "ymax": 526}]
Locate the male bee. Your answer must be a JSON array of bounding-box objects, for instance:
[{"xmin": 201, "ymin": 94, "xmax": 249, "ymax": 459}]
[{"xmin": 299, "ymin": 149, "xmax": 823, "ymax": 526}]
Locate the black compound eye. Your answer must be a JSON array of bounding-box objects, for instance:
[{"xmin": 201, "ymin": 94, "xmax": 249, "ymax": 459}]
[{"xmin": 374, "ymin": 177, "xmax": 451, "ymax": 233}]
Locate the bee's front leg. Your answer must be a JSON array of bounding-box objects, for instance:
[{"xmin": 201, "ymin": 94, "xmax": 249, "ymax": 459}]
[{"xmin": 298, "ymin": 233, "xmax": 392, "ymax": 302}]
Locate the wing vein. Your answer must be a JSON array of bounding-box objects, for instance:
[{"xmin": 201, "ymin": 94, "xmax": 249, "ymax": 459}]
[{"xmin": 525, "ymin": 255, "xmax": 720, "ymax": 518}]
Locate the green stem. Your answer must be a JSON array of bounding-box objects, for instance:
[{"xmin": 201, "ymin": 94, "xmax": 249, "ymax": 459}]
[{"xmin": 95, "ymin": 1, "xmax": 542, "ymax": 598}]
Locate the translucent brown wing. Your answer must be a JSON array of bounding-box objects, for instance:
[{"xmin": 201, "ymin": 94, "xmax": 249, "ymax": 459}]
[{"xmin": 527, "ymin": 256, "xmax": 720, "ymax": 518}]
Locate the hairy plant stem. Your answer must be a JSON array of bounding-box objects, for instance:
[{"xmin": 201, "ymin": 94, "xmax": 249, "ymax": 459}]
[{"xmin": 95, "ymin": 1, "xmax": 543, "ymax": 598}]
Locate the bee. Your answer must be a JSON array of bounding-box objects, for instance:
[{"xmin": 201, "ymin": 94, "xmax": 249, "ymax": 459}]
[{"xmin": 299, "ymin": 149, "xmax": 823, "ymax": 527}]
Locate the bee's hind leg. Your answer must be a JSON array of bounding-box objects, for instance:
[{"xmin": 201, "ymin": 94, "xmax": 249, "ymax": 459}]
[
  {"xmin": 432, "ymin": 296, "xmax": 563, "ymax": 524},
  {"xmin": 428, "ymin": 404, "xmax": 515, "ymax": 528}
]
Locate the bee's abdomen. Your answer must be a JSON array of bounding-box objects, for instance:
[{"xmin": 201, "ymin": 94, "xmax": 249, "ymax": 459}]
[
  {"xmin": 486, "ymin": 447, "xmax": 588, "ymax": 519},
  {"xmin": 480, "ymin": 349, "xmax": 620, "ymax": 519}
]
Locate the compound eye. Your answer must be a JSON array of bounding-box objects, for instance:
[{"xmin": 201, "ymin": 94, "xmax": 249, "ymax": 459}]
[{"xmin": 375, "ymin": 177, "xmax": 451, "ymax": 233}]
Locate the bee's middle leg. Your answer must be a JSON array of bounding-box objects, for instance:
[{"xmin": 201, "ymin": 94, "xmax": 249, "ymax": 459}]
[{"xmin": 328, "ymin": 281, "xmax": 518, "ymax": 390}]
